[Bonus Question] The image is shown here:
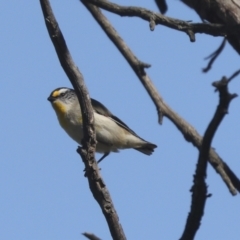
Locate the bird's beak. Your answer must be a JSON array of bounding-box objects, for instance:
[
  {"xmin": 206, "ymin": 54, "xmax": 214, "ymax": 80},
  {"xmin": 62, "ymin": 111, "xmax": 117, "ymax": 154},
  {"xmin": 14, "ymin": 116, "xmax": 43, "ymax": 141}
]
[{"xmin": 47, "ymin": 96, "xmax": 55, "ymax": 102}]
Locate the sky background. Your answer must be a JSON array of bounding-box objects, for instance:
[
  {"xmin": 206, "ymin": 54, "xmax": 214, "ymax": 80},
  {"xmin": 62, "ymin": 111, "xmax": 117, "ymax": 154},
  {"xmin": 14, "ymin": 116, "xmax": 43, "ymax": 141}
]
[{"xmin": 0, "ymin": 0, "xmax": 240, "ymax": 239}]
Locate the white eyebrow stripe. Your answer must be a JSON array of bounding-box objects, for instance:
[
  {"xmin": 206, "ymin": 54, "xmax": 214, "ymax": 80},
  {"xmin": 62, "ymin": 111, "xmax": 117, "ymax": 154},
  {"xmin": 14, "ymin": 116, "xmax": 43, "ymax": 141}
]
[
  {"xmin": 58, "ymin": 88, "xmax": 69, "ymax": 94},
  {"xmin": 52, "ymin": 88, "xmax": 69, "ymax": 97}
]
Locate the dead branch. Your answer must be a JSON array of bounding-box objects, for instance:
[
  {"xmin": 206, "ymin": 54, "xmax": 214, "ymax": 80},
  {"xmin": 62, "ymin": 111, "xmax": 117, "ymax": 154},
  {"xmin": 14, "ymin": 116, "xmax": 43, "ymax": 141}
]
[
  {"xmin": 39, "ymin": 0, "xmax": 126, "ymax": 239},
  {"xmin": 180, "ymin": 75, "xmax": 237, "ymax": 240},
  {"xmin": 80, "ymin": 0, "xmax": 240, "ymax": 195},
  {"xmin": 202, "ymin": 38, "xmax": 226, "ymax": 72},
  {"xmin": 181, "ymin": 0, "xmax": 240, "ymax": 54},
  {"xmin": 85, "ymin": 0, "xmax": 240, "ymax": 42},
  {"xmin": 228, "ymin": 69, "xmax": 240, "ymax": 83}
]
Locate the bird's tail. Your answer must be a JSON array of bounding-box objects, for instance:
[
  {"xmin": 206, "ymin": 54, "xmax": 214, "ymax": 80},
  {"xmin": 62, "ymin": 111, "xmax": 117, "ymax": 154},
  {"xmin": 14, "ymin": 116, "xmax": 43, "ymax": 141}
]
[{"xmin": 134, "ymin": 142, "xmax": 157, "ymax": 155}]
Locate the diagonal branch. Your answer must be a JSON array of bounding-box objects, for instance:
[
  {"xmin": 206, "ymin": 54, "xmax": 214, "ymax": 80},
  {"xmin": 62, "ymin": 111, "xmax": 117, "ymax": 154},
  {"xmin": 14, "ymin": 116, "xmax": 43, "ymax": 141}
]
[
  {"xmin": 39, "ymin": 0, "xmax": 126, "ymax": 239},
  {"xmin": 80, "ymin": 0, "xmax": 240, "ymax": 195},
  {"xmin": 85, "ymin": 0, "xmax": 240, "ymax": 42},
  {"xmin": 228, "ymin": 69, "xmax": 240, "ymax": 83},
  {"xmin": 180, "ymin": 76, "xmax": 238, "ymax": 240}
]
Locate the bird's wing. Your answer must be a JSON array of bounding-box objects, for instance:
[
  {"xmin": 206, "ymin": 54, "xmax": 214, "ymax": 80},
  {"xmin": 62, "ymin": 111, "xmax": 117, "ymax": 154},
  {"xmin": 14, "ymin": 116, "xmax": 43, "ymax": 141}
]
[
  {"xmin": 91, "ymin": 98, "xmax": 112, "ymax": 116},
  {"xmin": 91, "ymin": 98, "xmax": 143, "ymax": 140}
]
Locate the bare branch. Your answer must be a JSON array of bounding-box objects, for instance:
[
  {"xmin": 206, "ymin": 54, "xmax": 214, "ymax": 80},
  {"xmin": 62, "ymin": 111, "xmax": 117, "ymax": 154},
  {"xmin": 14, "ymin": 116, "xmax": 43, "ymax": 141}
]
[
  {"xmin": 39, "ymin": 1, "xmax": 126, "ymax": 239},
  {"xmin": 228, "ymin": 69, "xmax": 240, "ymax": 82},
  {"xmin": 181, "ymin": 0, "xmax": 240, "ymax": 54},
  {"xmin": 85, "ymin": 0, "xmax": 240, "ymax": 41},
  {"xmin": 180, "ymin": 76, "xmax": 238, "ymax": 240},
  {"xmin": 202, "ymin": 38, "xmax": 226, "ymax": 72},
  {"xmin": 80, "ymin": 1, "xmax": 240, "ymax": 195},
  {"xmin": 81, "ymin": 0, "xmax": 165, "ymax": 121}
]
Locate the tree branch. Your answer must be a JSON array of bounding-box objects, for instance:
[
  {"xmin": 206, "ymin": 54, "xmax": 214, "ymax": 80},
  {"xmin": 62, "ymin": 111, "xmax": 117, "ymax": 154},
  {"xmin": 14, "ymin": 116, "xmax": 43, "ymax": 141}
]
[
  {"xmin": 80, "ymin": 0, "xmax": 240, "ymax": 195},
  {"xmin": 202, "ymin": 38, "xmax": 226, "ymax": 72},
  {"xmin": 180, "ymin": 75, "xmax": 238, "ymax": 240},
  {"xmin": 39, "ymin": 1, "xmax": 126, "ymax": 239},
  {"xmin": 181, "ymin": 0, "xmax": 240, "ymax": 54},
  {"xmin": 85, "ymin": 0, "xmax": 240, "ymax": 42}
]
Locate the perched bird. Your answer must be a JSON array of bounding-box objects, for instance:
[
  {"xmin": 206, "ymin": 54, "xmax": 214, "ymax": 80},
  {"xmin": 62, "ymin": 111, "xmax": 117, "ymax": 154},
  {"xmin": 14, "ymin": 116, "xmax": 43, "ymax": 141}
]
[{"xmin": 47, "ymin": 87, "xmax": 157, "ymax": 162}]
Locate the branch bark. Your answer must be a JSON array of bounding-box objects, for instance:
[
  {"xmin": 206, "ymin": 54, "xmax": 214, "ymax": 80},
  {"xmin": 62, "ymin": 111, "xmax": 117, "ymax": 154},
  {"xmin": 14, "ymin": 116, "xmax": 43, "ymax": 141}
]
[
  {"xmin": 81, "ymin": 0, "xmax": 240, "ymax": 195},
  {"xmin": 181, "ymin": 0, "xmax": 240, "ymax": 54},
  {"xmin": 39, "ymin": 0, "xmax": 126, "ymax": 239},
  {"xmin": 85, "ymin": 0, "xmax": 240, "ymax": 42},
  {"xmin": 180, "ymin": 76, "xmax": 237, "ymax": 240}
]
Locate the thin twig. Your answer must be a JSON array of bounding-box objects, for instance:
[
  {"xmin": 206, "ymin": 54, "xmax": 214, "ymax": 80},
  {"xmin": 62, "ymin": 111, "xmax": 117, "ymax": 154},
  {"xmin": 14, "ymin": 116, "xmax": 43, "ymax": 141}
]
[
  {"xmin": 80, "ymin": 0, "xmax": 240, "ymax": 195},
  {"xmin": 39, "ymin": 1, "xmax": 126, "ymax": 239},
  {"xmin": 180, "ymin": 76, "xmax": 237, "ymax": 240},
  {"xmin": 202, "ymin": 38, "xmax": 226, "ymax": 72},
  {"xmin": 228, "ymin": 69, "xmax": 240, "ymax": 82}
]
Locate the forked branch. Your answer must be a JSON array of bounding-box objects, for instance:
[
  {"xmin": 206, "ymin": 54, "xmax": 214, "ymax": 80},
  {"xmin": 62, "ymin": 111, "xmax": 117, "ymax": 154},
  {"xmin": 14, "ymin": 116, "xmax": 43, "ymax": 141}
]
[{"xmin": 180, "ymin": 76, "xmax": 238, "ymax": 240}]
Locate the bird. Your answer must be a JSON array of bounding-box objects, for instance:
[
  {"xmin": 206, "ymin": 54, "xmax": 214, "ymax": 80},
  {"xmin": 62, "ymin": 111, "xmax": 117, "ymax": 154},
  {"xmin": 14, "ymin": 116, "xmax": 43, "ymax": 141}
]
[{"xmin": 47, "ymin": 87, "xmax": 157, "ymax": 162}]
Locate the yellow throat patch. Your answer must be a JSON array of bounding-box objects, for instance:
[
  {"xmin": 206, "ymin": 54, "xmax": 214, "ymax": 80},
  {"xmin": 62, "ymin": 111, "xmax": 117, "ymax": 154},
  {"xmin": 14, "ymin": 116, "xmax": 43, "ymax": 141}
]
[{"xmin": 52, "ymin": 101, "xmax": 68, "ymax": 128}]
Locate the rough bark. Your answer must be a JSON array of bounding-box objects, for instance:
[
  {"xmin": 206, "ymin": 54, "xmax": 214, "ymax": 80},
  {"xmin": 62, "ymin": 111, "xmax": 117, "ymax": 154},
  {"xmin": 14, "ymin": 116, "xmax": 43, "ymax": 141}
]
[
  {"xmin": 40, "ymin": 0, "xmax": 127, "ymax": 239},
  {"xmin": 181, "ymin": 0, "xmax": 240, "ymax": 54}
]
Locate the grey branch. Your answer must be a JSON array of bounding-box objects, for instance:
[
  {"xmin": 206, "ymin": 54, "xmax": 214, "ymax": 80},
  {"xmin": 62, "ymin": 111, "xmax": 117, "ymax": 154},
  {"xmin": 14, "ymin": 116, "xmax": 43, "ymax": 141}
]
[
  {"xmin": 181, "ymin": 0, "xmax": 240, "ymax": 54},
  {"xmin": 202, "ymin": 38, "xmax": 227, "ymax": 73},
  {"xmin": 180, "ymin": 75, "xmax": 238, "ymax": 240},
  {"xmin": 84, "ymin": 0, "xmax": 240, "ymax": 42},
  {"xmin": 80, "ymin": 0, "xmax": 240, "ymax": 195},
  {"xmin": 39, "ymin": 0, "xmax": 126, "ymax": 239}
]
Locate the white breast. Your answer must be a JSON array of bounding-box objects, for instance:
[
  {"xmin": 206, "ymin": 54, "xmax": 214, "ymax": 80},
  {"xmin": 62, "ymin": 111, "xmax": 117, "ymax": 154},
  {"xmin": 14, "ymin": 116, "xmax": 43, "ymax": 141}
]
[{"xmin": 60, "ymin": 108, "xmax": 145, "ymax": 154}]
